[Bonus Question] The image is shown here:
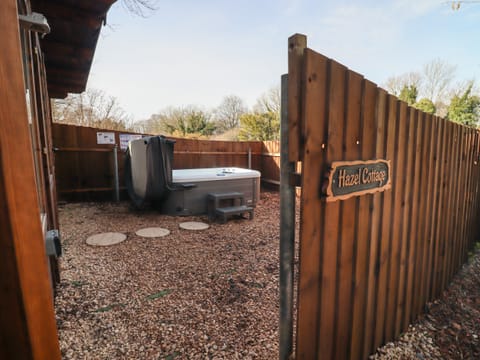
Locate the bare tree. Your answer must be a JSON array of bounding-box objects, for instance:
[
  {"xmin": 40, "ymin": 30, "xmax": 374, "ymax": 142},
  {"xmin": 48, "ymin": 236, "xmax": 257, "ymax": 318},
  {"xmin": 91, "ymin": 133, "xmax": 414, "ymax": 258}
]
[
  {"xmin": 121, "ymin": 0, "xmax": 158, "ymax": 17},
  {"xmin": 384, "ymin": 72, "xmax": 422, "ymax": 96},
  {"xmin": 254, "ymin": 85, "xmax": 281, "ymax": 114},
  {"xmin": 214, "ymin": 95, "xmax": 247, "ymax": 132},
  {"xmin": 422, "ymin": 58, "xmax": 456, "ymax": 104},
  {"xmin": 51, "ymin": 88, "xmax": 133, "ymax": 131}
]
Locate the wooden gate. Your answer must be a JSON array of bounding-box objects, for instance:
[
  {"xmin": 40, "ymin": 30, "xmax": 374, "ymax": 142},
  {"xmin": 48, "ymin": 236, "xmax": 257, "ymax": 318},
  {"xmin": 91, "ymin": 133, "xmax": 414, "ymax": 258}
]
[{"xmin": 287, "ymin": 34, "xmax": 480, "ymax": 359}]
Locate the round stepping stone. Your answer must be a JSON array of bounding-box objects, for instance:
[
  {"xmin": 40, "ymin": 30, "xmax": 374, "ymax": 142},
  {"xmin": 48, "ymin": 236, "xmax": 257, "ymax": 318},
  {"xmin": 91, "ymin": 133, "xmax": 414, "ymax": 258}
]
[
  {"xmin": 86, "ymin": 232, "xmax": 126, "ymax": 246},
  {"xmin": 179, "ymin": 221, "xmax": 209, "ymax": 231},
  {"xmin": 135, "ymin": 227, "xmax": 170, "ymax": 238}
]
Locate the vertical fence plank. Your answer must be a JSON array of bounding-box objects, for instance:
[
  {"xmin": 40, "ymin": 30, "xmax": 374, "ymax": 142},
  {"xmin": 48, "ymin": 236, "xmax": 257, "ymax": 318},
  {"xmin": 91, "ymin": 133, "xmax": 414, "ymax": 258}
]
[
  {"xmin": 460, "ymin": 129, "xmax": 469, "ymax": 263},
  {"xmin": 447, "ymin": 126, "xmax": 461, "ymax": 282},
  {"xmin": 465, "ymin": 129, "xmax": 477, "ymax": 259},
  {"xmin": 295, "ymin": 49, "xmax": 328, "ymax": 359},
  {"xmin": 391, "ymin": 102, "xmax": 410, "ymax": 338},
  {"xmin": 288, "ymin": 34, "xmax": 307, "ymax": 162},
  {"xmin": 408, "ymin": 110, "xmax": 426, "ymax": 322},
  {"xmin": 420, "ymin": 114, "xmax": 437, "ymax": 307},
  {"xmin": 430, "ymin": 118, "xmax": 446, "ymax": 300},
  {"xmin": 363, "ymin": 89, "xmax": 388, "ymax": 357},
  {"xmin": 373, "ymin": 93, "xmax": 395, "ymax": 350},
  {"xmin": 453, "ymin": 126, "xmax": 464, "ymax": 278},
  {"xmin": 350, "ymin": 79, "xmax": 377, "ymax": 360},
  {"xmin": 402, "ymin": 108, "xmax": 421, "ymax": 328},
  {"xmin": 396, "ymin": 106, "xmax": 416, "ymax": 335},
  {"xmin": 440, "ymin": 121, "xmax": 455, "ymax": 291},
  {"xmin": 411, "ymin": 111, "xmax": 430, "ymax": 319},
  {"xmin": 384, "ymin": 100, "xmax": 407, "ymax": 341},
  {"xmin": 334, "ymin": 70, "xmax": 363, "ymax": 360},
  {"xmin": 316, "ymin": 59, "xmax": 348, "ymax": 360}
]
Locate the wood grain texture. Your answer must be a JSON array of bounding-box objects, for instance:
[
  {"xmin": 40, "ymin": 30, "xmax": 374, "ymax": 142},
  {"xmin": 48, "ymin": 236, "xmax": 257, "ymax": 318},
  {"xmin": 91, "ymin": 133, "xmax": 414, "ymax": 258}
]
[
  {"xmin": 288, "ymin": 34, "xmax": 307, "ymax": 162},
  {"xmin": 293, "ymin": 41, "xmax": 480, "ymax": 360},
  {"xmin": 349, "ymin": 79, "xmax": 377, "ymax": 360},
  {"xmin": 295, "ymin": 48, "xmax": 328, "ymax": 359},
  {"xmin": 373, "ymin": 94, "xmax": 396, "ymax": 349},
  {"xmin": 0, "ymin": 0, "xmax": 61, "ymax": 358},
  {"xmin": 316, "ymin": 59, "xmax": 347, "ymax": 360},
  {"xmin": 333, "ymin": 69, "xmax": 363, "ymax": 360}
]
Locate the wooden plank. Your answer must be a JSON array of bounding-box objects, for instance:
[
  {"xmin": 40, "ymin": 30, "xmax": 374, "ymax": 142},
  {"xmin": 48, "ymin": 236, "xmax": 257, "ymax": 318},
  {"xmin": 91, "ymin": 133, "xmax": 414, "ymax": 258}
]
[
  {"xmin": 470, "ymin": 132, "xmax": 479, "ymax": 251},
  {"xmin": 405, "ymin": 109, "xmax": 424, "ymax": 324},
  {"xmin": 316, "ymin": 58, "xmax": 347, "ymax": 360},
  {"xmin": 444, "ymin": 123, "xmax": 458, "ymax": 288},
  {"xmin": 453, "ymin": 125, "xmax": 465, "ymax": 274},
  {"xmin": 295, "ymin": 48, "xmax": 328, "ymax": 359},
  {"xmin": 334, "ymin": 69, "xmax": 363, "ymax": 360},
  {"xmin": 425, "ymin": 116, "xmax": 441, "ymax": 303},
  {"xmin": 362, "ymin": 88, "xmax": 388, "ymax": 358},
  {"xmin": 0, "ymin": 1, "xmax": 61, "ymax": 358},
  {"xmin": 440, "ymin": 121, "xmax": 455, "ymax": 292},
  {"xmin": 288, "ymin": 34, "xmax": 307, "ymax": 162},
  {"xmin": 447, "ymin": 125, "xmax": 462, "ymax": 282},
  {"xmin": 56, "ymin": 147, "xmax": 114, "ymax": 152},
  {"xmin": 418, "ymin": 114, "xmax": 436, "ymax": 309},
  {"xmin": 384, "ymin": 99, "xmax": 406, "ymax": 341},
  {"xmin": 430, "ymin": 118, "xmax": 447, "ymax": 299},
  {"xmin": 460, "ymin": 128, "xmax": 473, "ymax": 265},
  {"xmin": 396, "ymin": 105, "xmax": 417, "ymax": 335},
  {"xmin": 349, "ymin": 79, "xmax": 377, "ymax": 360},
  {"xmin": 465, "ymin": 129, "xmax": 477, "ymax": 259},
  {"xmin": 458, "ymin": 127, "xmax": 469, "ymax": 265},
  {"xmin": 460, "ymin": 127, "xmax": 471, "ymax": 265},
  {"xmin": 411, "ymin": 111, "xmax": 430, "ymax": 319},
  {"xmin": 373, "ymin": 94, "xmax": 396, "ymax": 349}
]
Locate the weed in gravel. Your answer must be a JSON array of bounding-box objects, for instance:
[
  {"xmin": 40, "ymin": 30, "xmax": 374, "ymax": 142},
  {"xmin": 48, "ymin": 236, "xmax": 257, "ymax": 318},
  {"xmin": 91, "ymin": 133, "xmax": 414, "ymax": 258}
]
[{"xmin": 146, "ymin": 289, "xmax": 171, "ymax": 300}]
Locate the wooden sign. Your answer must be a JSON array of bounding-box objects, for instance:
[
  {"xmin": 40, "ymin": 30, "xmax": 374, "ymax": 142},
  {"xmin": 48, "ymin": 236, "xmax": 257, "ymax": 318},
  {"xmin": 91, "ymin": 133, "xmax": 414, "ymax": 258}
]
[{"xmin": 325, "ymin": 160, "xmax": 391, "ymax": 202}]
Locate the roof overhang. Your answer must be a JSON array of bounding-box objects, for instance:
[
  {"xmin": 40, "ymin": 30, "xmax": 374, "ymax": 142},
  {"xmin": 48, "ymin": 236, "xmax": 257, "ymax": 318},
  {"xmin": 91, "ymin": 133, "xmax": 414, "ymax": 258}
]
[{"xmin": 31, "ymin": 0, "xmax": 116, "ymax": 98}]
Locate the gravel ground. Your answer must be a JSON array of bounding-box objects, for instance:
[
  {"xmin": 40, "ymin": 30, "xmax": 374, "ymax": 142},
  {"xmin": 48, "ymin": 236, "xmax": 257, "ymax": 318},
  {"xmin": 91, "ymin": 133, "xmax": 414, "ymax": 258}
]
[
  {"xmin": 372, "ymin": 246, "xmax": 480, "ymax": 359},
  {"xmin": 56, "ymin": 189, "xmax": 480, "ymax": 359},
  {"xmin": 56, "ymin": 190, "xmax": 281, "ymax": 359}
]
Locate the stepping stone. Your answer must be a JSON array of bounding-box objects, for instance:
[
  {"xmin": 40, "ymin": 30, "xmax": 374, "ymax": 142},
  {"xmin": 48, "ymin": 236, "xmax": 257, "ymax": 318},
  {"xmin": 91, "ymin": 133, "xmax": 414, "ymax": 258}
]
[
  {"xmin": 135, "ymin": 227, "xmax": 170, "ymax": 238},
  {"xmin": 86, "ymin": 232, "xmax": 126, "ymax": 246},
  {"xmin": 179, "ymin": 221, "xmax": 209, "ymax": 231}
]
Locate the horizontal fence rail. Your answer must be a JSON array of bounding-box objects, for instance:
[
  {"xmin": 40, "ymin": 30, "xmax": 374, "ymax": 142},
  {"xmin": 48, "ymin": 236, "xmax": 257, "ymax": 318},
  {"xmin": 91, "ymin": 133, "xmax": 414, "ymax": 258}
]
[
  {"xmin": 52, "ymin": 123, "xmax": 282, "ymax": 201},
  {"xmin": 289, "ymin": 34, "xmax": 480, "ymax": 360}
]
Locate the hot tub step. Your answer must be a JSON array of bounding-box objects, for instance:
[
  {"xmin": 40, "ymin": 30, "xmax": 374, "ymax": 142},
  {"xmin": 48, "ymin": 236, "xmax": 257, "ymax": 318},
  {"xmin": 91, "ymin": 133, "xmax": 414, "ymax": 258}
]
[
  {"xmin": 215, "ymin": 205, "xmax": 254, "ymax": 223},
  {"xmin": 207, "ymin": 192, "xmax": 246, "ymax": 221}
]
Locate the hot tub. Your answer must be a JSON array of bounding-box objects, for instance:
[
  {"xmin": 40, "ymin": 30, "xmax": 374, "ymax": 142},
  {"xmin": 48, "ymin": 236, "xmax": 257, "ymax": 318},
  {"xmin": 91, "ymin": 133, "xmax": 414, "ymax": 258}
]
[
  {"xmin": 160, "ymin": 167, "xmax": 261, "ymax": 216},
  {"xmin": 125, "ymin": 136, "xmax": 261, "ymax": 215}
]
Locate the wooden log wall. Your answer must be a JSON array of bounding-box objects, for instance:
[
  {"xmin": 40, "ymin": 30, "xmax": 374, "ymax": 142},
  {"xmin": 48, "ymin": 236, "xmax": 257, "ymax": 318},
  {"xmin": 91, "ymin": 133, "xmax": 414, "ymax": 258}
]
[
  {"xmin": 289, "ymin": 34, "xmax": 480, "ymax": 360},
  {"xmin": 52, "ymin": 124, "xmax": 280, "ymax": 201}
]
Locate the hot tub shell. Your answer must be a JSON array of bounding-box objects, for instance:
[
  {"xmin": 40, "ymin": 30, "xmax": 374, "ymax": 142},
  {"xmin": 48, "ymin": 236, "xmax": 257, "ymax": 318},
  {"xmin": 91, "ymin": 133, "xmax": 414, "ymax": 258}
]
[
  {"xmin": 161, "ymin": 168, "xmax": 260, "ymax": 216},
  {"xmin": 126, "ymin": 137, "xmax": 260, "ymax": 215}
]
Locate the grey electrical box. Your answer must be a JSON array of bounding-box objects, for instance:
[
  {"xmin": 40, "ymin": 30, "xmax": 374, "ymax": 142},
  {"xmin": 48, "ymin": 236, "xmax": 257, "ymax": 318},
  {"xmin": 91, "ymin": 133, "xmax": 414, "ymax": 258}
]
[{"xmin": 45, "ymin": 229, "xmax": 62, "ymax": 257}]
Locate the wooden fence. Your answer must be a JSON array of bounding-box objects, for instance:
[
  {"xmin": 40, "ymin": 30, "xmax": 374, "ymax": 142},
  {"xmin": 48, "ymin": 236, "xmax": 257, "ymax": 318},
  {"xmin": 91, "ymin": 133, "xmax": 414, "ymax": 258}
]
[
  {"xmin": 288, "ymin": 34, "xmax": 480, "ymax": 359},
  {"xmin": 52, "ymin": 123, "xmax": 280, "ymax": 201}
]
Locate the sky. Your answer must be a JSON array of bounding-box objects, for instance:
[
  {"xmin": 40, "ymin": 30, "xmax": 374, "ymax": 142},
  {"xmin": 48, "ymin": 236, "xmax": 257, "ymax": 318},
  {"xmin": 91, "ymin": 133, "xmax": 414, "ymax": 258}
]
[{"xmin": 86, "ymin": 0, "xmax": 480, "ymax": 122}]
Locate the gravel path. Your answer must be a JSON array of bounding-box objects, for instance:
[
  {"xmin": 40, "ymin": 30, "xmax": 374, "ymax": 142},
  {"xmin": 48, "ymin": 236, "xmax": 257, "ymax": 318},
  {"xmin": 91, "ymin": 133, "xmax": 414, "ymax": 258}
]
[
  {"xmin": 372, "ymin": 246, "xmax": 480, "ymax": 359},
  {"xmin": 55, "ymin": 189, "xmax": 480, "ymax": 359},
  {"xmin": 56, "ymin": 190, "xmax": 281, "ymax": 359}
]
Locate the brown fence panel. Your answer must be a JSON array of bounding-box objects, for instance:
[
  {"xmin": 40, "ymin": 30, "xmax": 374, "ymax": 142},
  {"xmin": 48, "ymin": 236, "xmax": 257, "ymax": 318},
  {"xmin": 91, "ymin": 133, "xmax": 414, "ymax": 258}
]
[
  {"xmin": 290, "ymin": 36, "xmax": 480, "ymax": 360},
  {"xmin": 262, "ymin": 140, "xmax": 281, "ymax": 186},
  {"xmin": 52, "ymin": 124, "xmax": 270, "ymax": 201}
]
